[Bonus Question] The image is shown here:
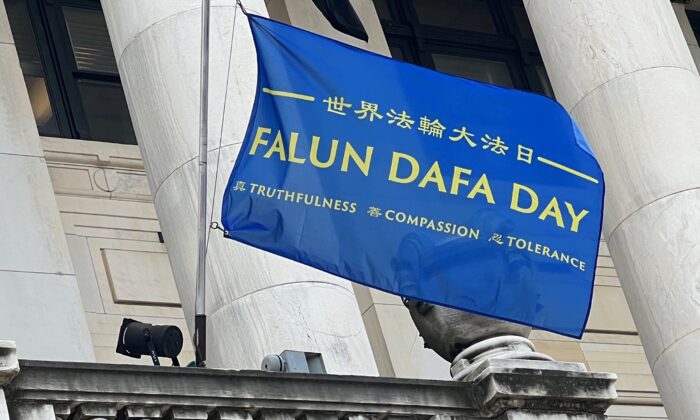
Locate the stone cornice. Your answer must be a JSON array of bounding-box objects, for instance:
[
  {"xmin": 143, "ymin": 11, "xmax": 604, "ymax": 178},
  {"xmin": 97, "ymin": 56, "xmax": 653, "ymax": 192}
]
[
  {"xmin": 40, "ymin": 136, "xmax": 145, "ymax": 171},
  {"xmin": 2, "ymin": 359, "xmax": 617, "ymax": 419}
]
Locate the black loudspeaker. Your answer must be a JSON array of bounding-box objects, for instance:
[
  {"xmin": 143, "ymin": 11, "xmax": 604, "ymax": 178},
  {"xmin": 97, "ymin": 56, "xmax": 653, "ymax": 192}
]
[{"xmin": 116, "ymin": 318, "xmax": 183, "ymax": 366}]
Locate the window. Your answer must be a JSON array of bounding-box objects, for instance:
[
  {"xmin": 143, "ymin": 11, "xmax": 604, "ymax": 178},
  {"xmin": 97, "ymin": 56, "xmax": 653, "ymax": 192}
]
[
  {"xmin": 687, "ymin": 9, "xmax": 700, "ymax": 48},
  {"xmin": 4, "ymin": 0, "xmax": 137, "ymax": 144},
  {"xmin": 372, "ymin": 0, "xmax": 553, "ymax": 96}
]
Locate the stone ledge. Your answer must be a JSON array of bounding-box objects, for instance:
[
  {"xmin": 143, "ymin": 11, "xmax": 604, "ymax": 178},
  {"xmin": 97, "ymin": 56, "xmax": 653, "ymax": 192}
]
[
  {"xmin": 1, "ymin": 359, "xmax": 616, "ymax": 419},
  {"xmin": 468, "ymin": 360, "xmax": 617, "ymax": 418}
]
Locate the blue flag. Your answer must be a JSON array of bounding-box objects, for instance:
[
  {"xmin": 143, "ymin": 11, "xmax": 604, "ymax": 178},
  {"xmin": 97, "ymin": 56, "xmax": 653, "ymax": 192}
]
[{"xmin": 222, "ymin": 14, "xmax": 604, "ymax": 338}]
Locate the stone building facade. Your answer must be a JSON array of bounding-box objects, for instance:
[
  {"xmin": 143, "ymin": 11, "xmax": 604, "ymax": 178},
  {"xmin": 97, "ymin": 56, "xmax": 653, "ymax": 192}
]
[{"xmin": 1, "ymin": 0, "xmax": 699, "ymax": 419}]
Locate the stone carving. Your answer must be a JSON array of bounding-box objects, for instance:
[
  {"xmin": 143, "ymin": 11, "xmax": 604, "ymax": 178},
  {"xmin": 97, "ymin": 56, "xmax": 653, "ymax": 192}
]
[
  {"xmin": 404, "ymin": 299, "xmax": 553, "ymax": 379},
  {"xmin": 0, "ymin": 341, "xmax": 18, "ymax": 386},
  {"xmin": 404, "ymin": 298, "xmax": 531, "ymax": 361}
]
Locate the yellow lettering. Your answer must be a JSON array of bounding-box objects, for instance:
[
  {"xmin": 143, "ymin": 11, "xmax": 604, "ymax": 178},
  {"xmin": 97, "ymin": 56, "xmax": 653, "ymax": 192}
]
[
  {"xmin": 249, "ymin": 126, "xmax": 271, "ymax": 155},
  {"xmin": 287, "ymin": 132, "xmax": 306, "ymax": 164},
  {"xmin": 565, "ymin": 202, "xmax": 589, "ymax": 233},
  {"xmin": 263, "ymin": 131, "xmax": 286, "ymax": 160},
  {"xmin": 418, "ymin": 161, "xmax": 446, "ymax": 192},
  {"xmin": 389, "ymin": 152, "xmax": 420, "ymax": 184},
  {"xmin": 467, "ymin": 174, "xmax": 495, "ymax": 204},
  {"xmin": 310, "ymin": 136, "xmax": 338, "ymax": 168},
  {"xmin": 538, "ymin": 197, "xmax": 565, "ymax": 228},
  {"xmin": 341, "ymin": 143, "xmax": 374, "ymax": 176},
  {"xmin": 450, "ymin": 166, "xmax": 472, "ymax": 195},
  {"xmin": 511, "ymin": 183, "xmax": 539, "ymax": 214}
]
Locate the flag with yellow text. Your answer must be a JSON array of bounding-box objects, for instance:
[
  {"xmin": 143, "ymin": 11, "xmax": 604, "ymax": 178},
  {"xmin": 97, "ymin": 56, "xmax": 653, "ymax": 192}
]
[{"xmin": 222, "ymin": 14, "xmax": 604, "ymax": 338}]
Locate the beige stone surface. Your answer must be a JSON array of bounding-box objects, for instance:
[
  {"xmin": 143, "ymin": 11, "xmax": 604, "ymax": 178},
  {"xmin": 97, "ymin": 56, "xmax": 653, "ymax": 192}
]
[
  {"xmin": 61, "ymin": 213, "xmax": 160, "ymax": 241},
  {"xmin": 571, "ymin": 67, "xmax": 700, "ymax": 236},
  {"xmin": 40, "ymin": 131, "xmax": 231, "ymax": 365},
  {"xmin": 56, "ymin": 194, "xmax": 157, "ymax": 219},
  {"xmin": 372, "ymin": 304, "xmax": 450, "ymax": 381},
  {"xmin": 352, "ymin": 283, "xmax": 374, "ymax": 315},
  {"xmin": 526, "ymin": 0, "xmax": 697, "ymax": 111},
  {"xmin": 586, "ymin": 286, "xmax": 636, "ymax": 333},
  {"xmin": 527, "ymin": 240, "xmax": 661, "ymax": 415},
  {"xmin": 606, "ymin": 190, "xmax": 700, "ymax": 366},
  {"xmin": 103, "ymin": 249, "xmax": 180, "ymax": 306},
  {"xmin": 0, "ymin": 389, "xmax": 7, "ymax": 420},
  {"xmin": 0, "ymin": 45, "xmax": 43, "ymax": 158},
  {"xmin": 527, "ymin": 0, "xmax": 698, "ymax": 417},
  {"xmin": 100, "ymin": 0, "xmax": 378, "ymax": 373},
  {"xmin": 48, "ymin": 166, "xmax": 93, "ymax": 192},
  {"xmin": 0, "ymin": 4, "xmax": 93, "ymax": 362},
  {"xmin": 0, "ymin": 2, "xmax": 12, "ymax": 45},
  {"xmin": 528, "ymin": 340, "xmax": 587, "ymax": 366},
  {"xmin": 360, "ymin": 305, "xmax": 394, "ymax": 377},
  {"xmin": 651, "ymin": 329, "xmax": 700, "ymax": 419},
  {"xmin": 606, "ymin": 404, "xmax": 667, "ymax": 420},
  {"xmin": 207, "ymin": 281, "xmax": 376, "ymax": 373},
  {"xmin": 0, "ymin": 154, "xmax": 74, "ymax": 275},
  {"xmin": 66, "ymin": 235, "xmax": 105, "ymax": 314},
  {"xmin": 0, "ymin": 271, "xmax": 95, "ymax": 362},
  {"xmin": 43, "ymin": 136, "xmax": 192, "ymax": 364},
  {"xmin": 87, "ymin": 233, "xmax": 184, "ymax": 319}
]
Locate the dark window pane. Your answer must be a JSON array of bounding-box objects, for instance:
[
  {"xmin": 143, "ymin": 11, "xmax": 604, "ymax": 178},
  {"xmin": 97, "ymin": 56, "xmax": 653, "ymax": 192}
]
[
  {"xmin": 413, "ymin": 0, "xmax": 497, "ymax": 34},
  {"xmin": 77, "ymin": 80, "xmax": 136, "ymax": 144},
  {"xmin": 512, "ymin": 4, "xmax": 535, "ymax": 39},
  {"xmin": 63, "ymin": 6, "xmax": 118, "ymax": 74},
  {"xmin": 24, "ymin": 76, "xmax": 60, "ymax": 136},
  {"xmin": 432, "ymin": 54, "xmax": 513, "ymax": 88},
  {"xmin": 536, "ymin": 65, "xmax": 554, "ymax": 98},
  {"xmin": 689, "ymin": 12, "xmax": 700, "ymax": 45},
  {"xmin": 389, "ymin": 46, "xmax": 406, "ymax": 61},
  {"xmin": 6, "ymin": 0, "xmax": 60, "ymax": 136},
  {"xmin": 5, "ymin": 0, "xmax": 42, "ymax": 74},
  {"xmin": 372, "ymin": 0, "xmax": 392, "ymax": 20}
]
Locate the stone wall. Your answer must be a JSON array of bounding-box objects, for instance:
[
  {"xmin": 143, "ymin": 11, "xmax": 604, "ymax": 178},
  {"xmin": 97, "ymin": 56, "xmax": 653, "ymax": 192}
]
[
  {"xmin": 14, "ymin": 0, "xmax": 700, "ymax": 417},
  {"xmin": 0, "ymin": 354, "xmax": 618, "ymax": 420},
  {"xmin": 41, "ymin": 136, "xmax": 195, "ymax": 366}
]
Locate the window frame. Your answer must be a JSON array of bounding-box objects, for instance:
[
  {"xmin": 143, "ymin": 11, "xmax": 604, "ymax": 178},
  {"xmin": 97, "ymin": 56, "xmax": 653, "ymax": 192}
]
[
  {"xmin": 686, "ymin": 9, "xmax": 700, "ymax": 46},
  {"xmin": 10, "ymin": 0, "xmax": 135, "ymax": 143},
  {"xmin": 374, "ymin": 0, "xmax": 551, "ymax": 95}
]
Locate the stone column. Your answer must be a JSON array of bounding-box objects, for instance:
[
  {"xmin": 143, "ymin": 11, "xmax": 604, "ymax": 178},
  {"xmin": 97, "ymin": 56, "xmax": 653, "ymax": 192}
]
[
  {"xmin": 99, "ymin": 0, "xmax": 377, "ymax": 373},
  {"xmin": 0, "ymin": 4, "xmax": 93, "ymax": 362},
  {"xmin": 525, "ymin": 1, "xmax": 700, "ymax": 418}
]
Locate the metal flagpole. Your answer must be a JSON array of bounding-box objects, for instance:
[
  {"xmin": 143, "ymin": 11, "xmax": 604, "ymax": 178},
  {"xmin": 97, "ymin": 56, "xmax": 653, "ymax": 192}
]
[{"xmin": 195, "ymin": 0, "xmax": 210, "ymax": 368}]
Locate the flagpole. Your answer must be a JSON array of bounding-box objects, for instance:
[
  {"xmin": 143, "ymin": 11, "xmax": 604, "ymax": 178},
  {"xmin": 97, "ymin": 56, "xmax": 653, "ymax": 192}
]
[{"xmin": 195, "ymin": 0, "xmax": 210, "ymax": 368}]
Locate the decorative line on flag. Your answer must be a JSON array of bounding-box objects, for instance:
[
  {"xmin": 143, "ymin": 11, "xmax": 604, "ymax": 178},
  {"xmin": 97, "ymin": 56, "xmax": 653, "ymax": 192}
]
[
  {"xmin": 537, "ymin": 156, "xmax": 600, "ymax": 184},
  {"xmin": 262, "ymin": 87, "xmax": 315, "ymax": 102}
]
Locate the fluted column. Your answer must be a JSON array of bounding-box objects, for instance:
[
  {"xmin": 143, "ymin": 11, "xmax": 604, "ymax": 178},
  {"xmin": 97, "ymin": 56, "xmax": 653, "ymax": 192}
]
[
  {"xmin": 0, "ymin": 2, "xmax": 93, "ymax": 362},
  {"xmin": 100, "ymin": 0, "xmax": 377, "ymax": 373},
  {"xmin": 525, "ymin": 1, "xmax": 700, "ymax": 418}
]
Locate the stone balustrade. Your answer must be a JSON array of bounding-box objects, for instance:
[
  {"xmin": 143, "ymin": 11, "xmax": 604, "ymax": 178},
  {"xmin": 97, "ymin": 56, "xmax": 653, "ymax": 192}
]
[{"xmin": 0, "ymin": 345, "xmax": 617, "ymax": 420}]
